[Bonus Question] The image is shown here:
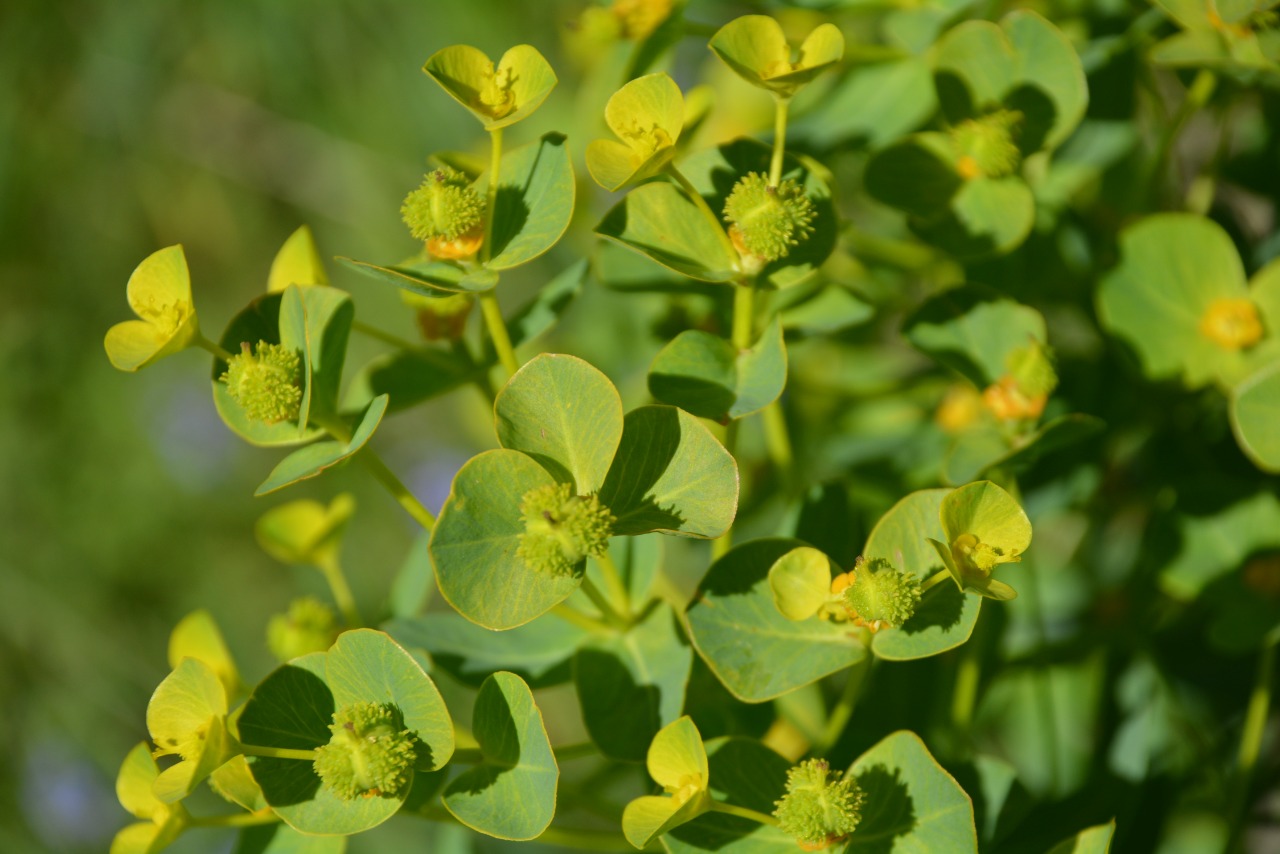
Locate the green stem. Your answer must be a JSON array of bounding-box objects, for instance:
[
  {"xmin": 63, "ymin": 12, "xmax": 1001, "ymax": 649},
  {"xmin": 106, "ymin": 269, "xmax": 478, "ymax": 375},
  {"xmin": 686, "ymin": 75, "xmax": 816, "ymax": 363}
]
[
  {"xmin": 1149, "ymin": 69, "xmax": 1216, "ymax": 202},
  {"xmin": 708, "ymin": 800, "xmax": 780, "ymax": 827},
  {"xmin": 318, "ymin": 555, "xmax": 363, "ymax": 628},
  {"xmin": 483, "ymin": 127, "xmax": 503, "ymax": 266},
  {"xmin": 667, "ymin": 164, "xmax": 737, "ymax": 261},
  {"xmin": 480, "ymin": 291, "xmax": 520, "ymax": 379},
  {"xmin": 1227, "ymin": 634, "xmax": 1277, "ymax": 851},
  {"xmin": 732, "ymin": 281, "xmax": 756, "ymax": 350},
  {"xmin": 358, "ymin": 450, "xmax": 437, "ymax": 531},
  {"xmin": 595, "ymin": 550, "xmax": 633, "ymax": 620},
  {"xmin": 950, "ymin": 644, "xmax": 981, "ymax": 737},
  {"xmin": 551, "ymin": 602, "xmax": 614, "ymax": 634},
  {"xmin": 580, "ymin": 577, "xmax": 630, "ymax": 629},
  {"xmin": 761, "ymin": 399, "xmax": 793, "ymax": 475},
  {"xmin": 769, "ymin": 97, "xmax": 791, "ymax": 188},
  {"xmin": 816, "ymin": 658, "xmax": 871, "ymax": 754},
  {"xmin": 352, "ymin": 319, "xmax": 418, "ymax": 351},
  {"xmin": 921, "ymin": 568, "xmax": 952, "ymax": 594},
  {"xmin": 194, "ymin": 333, "xmax": 235, "ymax": 363},
  {"xmin": 188, "ymin": 809, "xmax": 280, "ymax": 829},
  {"xmin": 710, "ymin": 419, "xmax": 740, "ymax": 562},
  {"xmin": 239, "ymin": 744, "xmax": 317, "ymax": 761}
]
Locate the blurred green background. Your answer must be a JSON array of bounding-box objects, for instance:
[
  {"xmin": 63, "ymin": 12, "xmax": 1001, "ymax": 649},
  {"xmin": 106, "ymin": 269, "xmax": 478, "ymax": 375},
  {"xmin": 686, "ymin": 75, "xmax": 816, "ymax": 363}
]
[{"xmin": 0, "ymin": 1, "xmax": 682, "ymax": 850}]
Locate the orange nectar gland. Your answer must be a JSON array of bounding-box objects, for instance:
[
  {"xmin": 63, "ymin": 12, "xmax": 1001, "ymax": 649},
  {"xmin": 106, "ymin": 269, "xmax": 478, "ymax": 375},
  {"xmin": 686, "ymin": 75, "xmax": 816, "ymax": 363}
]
[
  {"xmin": 1200, "ymin": 298, "xmax": 1264, "ymax": 351},
  {"xmin": 936, "ymin": 384, "xmax": 984, "ymax": 433},
  {"xmin": 401, "ymin": 167, "xmax": 486, "ymax": 260},
  {"xmin": 982, "ymin": 375, "xmax": 1048, "ymax": 421}
]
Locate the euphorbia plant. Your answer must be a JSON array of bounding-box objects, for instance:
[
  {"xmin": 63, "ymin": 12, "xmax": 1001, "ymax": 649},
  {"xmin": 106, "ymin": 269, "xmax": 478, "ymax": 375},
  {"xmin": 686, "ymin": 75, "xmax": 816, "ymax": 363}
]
[{"xmin": 98, "ymin": 2, "xmax": 1280, "ymax": 853}]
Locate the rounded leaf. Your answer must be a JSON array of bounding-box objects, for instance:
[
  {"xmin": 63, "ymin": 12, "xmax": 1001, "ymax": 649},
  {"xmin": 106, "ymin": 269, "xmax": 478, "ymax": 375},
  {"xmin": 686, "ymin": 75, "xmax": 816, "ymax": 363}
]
[
  {"xmin": 168, "ymin": 610, "xmax": 240, "ymax": 701},
  {"xmin": 255, "ymin": 395, "xmax": 388, "ymax": 496},
  {"xmin": 649, "ymin": 316, "xmax": 787, "ymax": 422},
  {"xmin": 483, "ymin": 133, "xmax": 575, "ymax": 270},
  {"xmin": 686, "ymin": 539, "xmax": 867, "ymax": 702},
  {"xmin": 587, "ymin": 73, "xmax": 684, "ymax": 191},
  {"xmin": 940, "ymin": 481, "xmax": 1032, "ymax": 556},
  {"xmin": 430, "ymin": 449, "xmax": 582, "ymax": 630},
  {"xmin": 596, "ymin": 181, "xmax": 740, "ymax": 283},
  {"xmin": 1232, "ymin": 361, "xmax": 1280, "ymax": 473},
  {"xmin": 267, "ymin": 225, "xmax": 328, "ymax": 292},
  {"xmin": 768, "ymin": 546, "xmax": 834, "ymax": 621},
  {"xmin": 495, "ymin": 353, "xmax": 624, "ymax": 493},
  {"xmin": 442, "ymin": 672, "xmax": 558, "ymax": 840},
  {"xmin": 255, "ymin": 493, "xmax": 356, "ymax": 567}
]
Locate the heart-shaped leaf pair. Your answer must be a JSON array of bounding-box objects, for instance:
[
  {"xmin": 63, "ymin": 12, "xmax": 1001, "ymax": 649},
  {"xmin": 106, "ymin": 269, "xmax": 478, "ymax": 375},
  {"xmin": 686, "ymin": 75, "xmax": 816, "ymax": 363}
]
[
  {"xmin": 622, "ymin": 717, "xmax": 712, "ymax": 848},
  {"xmin": 430, "ymin": 354, "xmax": 739, "ymax": 629},
  {"xmin": 105, "ymin": 245, "xmax": 200, "ymax": 372},
  {"xmin": 587, "ymin": 73, "xmax": 684, "ymax": 191},
  {"xmin": 423, "ymin": 44, "xmax": 557, "ymax": 130},
  {"xmin": 927, "ymin": 481, "xmax": 1032, "ymax": 601},
  {"xmin": 708, "ymin": 15, "xmax": 845, "ymax": 98}
]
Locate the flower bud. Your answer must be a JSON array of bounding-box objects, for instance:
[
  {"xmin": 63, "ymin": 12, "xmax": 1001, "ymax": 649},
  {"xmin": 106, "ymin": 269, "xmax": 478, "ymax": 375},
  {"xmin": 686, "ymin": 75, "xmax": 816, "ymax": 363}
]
[
  {"xmin": 841, "ymin": 556, "xmax": 922, "ymax": 632},
  {"xmin": 950, "ymin": 109, "xmax": 1023, "ymax": 180},
  {"xmin": 773, "ymin": 758, "xmax": 866, "ymax": 850},
  {"xmin": 723, "ymin": 172, "xmax": 816, "ymax": 264},
  {"xmin": 313, "ymin": 702, "xmax": 418, "ymax": 800},
  {"xmin": 1200, "ymin": 297, "xmax": 1264, "ymax": 351},
  {"xmin": 401, "ymin": 168, "xmax": 486, "ymax": 250},
  {"xmin": 220, "ymin": 340, "xmax": 303, "ymax": 425},
  {"xmin": 516, "ymin": 483, "xmax": 615, "ymax": 577},
  {"xmin": 267, "ymin": 597, "xmax": 337, "ymax": 662}
]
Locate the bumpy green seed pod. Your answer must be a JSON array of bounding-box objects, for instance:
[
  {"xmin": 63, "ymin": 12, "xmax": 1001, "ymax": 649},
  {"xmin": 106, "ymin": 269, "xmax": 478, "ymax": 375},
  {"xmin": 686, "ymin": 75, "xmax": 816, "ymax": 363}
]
[
  {"xmin": 950, "ymin": 109, "xmax": 1023, "ymax": 179},
  {"xmin": 773, "ymin": 758, "xmax": 866, "ymax": 849},
  {"xmin": 400, "ymin": 167, "xmax": 485, "ymax": 243},
  {"xmin": 266, "ymin": 597, "xmax": 337, "ymax": 663},
  {"xmin": 516, "ymin": 483, "xmax": 615, "ymax": 577},
  {"xmin": 313, "ymin": 702, "xmax": 418, "ymax": 800},
  {"xmin": 723, "ymin": 172, "xmax": 816, "ymax": 263},
  {"xmin": 841, "ymin": 556, "xmax": 922, "ymax": 631},
  {"xmin": 220, "ymin": 340, "xmax": 303, "ymax": 425}
]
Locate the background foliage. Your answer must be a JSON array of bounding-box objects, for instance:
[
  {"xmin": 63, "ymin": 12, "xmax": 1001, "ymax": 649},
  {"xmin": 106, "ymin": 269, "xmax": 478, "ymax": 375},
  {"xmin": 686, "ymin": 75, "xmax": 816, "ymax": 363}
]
[{"xmin": 4, "ymin": 0, "xmax": 1280, "ymax": 851}]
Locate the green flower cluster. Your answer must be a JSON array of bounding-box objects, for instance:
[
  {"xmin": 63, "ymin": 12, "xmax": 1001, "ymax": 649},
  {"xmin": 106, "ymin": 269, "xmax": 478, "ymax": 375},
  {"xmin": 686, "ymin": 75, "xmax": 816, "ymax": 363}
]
[
  {"xmin": 723, "ymin": 172, "xmax": 816, "ymax": 263},
  {"xmin": 313, "ymin": 701, "xmax": 418, "ymax": 800},
  {"xmin": 773, "ymin": 758, "xmax": 866, "ymax": 849},
  {"xmin": 400, "ymin": 167, "xmax": 485, "ymax": 242},
  {"xmin": 220, "ymin": 340, "xmax": 303, "ymax": 425},
  {"xmin": 517, "ymin": 482, "xmax": 615, "ymax": 577}
]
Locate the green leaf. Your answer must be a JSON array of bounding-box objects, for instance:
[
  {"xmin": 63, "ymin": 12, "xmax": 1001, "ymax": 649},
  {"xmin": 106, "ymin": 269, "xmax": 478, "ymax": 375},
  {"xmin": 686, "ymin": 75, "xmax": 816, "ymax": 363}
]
[
  {"xmin": 950, "ymin": 414, "xmax": 1105, "ymax": 484},
  {"xmin": 1161, "ymin": 492, "xmax": 1280, "ymax": 599},
  {"xmin": 233, "ymin": 823, "xmax": 347, "ymax": 854},
  {"xmin": 267, "ymin": 226, "xmax": 328, "ymax": 293},
  {"xmin": 442, "ymin": 672, "xmax": 558, "ymax": 840},
  {"xmin": 767, "ymin": 546, "xmax": 834, "ymax": 621},
  {"xmin": 941, "ymin": 481, "xmax": 1033, "ymax": 556},
  {"xmin": 586, "ymin": 73, "xmax": 684, "ymax": 191},
  {"xmin": 864, "ymin": 489, "xmax": 983, "ymax": 661},
  {"xmin": 600, "ymin": 405, "xmax": 739, "ymax": 539},
  {"xmin": 424, "ymin": 44, "xmax": 556, "ymax": 131},
  {"xmin": 1232, "ymin": 361, "xmax": 1280, "ymax": 473},
  {"xmin": 117, "ymin": 743, "xmax": 171, "ymax": 822},
  {"xmin": 1097, "ymin": 213, "xmax": 1258, "ymax": 389},
  {"xmin": 708, "ymin": 16, "xmax": 845, "ymax": 96},
  {"xmin": 346, "ymin": 347, "xmax": 481, "ymax": 414},
  {"xmin": 681, "ymin": 139, "xmax": 839, "ymax": 290},
  {"xmin": 903, "ymin": 285, "xmax": 1047, "ymax": 388},
  {"xmin": 649, "ymin": 316, "xmax": 787, "ymax": 422},
  {"xmin": 105, "ymin": 244, "xmax": 199, "ymax": 372},
  {"xmin": 973, "ymin": 656, "xmax": 1104, "ymax": 798},
  {"xmin": 210, "ymin": 755, "xmax": 267, "ymax": 813},
  {"xmin": 240, "ymin": 631, "xmax": 453, "ymax": 835},
  {"xmin": 864, "ymin": 133, "xmax": 964, "ymax": 218},
  {"xmin": 337, "ymin": 256, "xmax": 493, "ymax": 296},
  {"xmin": 483, "ymin": 133, "xmax": 574, "ymax": 270},
  {"xmin": 846, "ymin": 731, "xmax": 978, "ymax": 852},
  {"xmin": 255, "ymin": 395, "xmax": 388, "ymax": 496},
  {"xmin": 169, "ymin": 610, "xmax": 240, "ymax": 701},
  {"xmin": 574, "ymin": 603, "xmax": 693, "ymax": 761},
  {"xmin": 796, "ymin": 58, "xmax": 936, "ymax": 149},
  {"xmin": 934, "ymin": 11, "xmax": 1087, "ymax": 150},
  {"xmin": 913, "ymin": 176, "xmax": 1036, "ymax": 260},
  {"xmin": 430, "ymin": 449, "xmax": 582, "ymax": 630},
  {"xmin": 387, "ymin": 532, "xmax": 434, "ymax": 621},
  {"xmin": 664, "ymin": 738, "xmax": 797, "ymax": 853},
  {"xmin": 685, "ymin": 539, "xmax": 867, "ymax": 702},
  {"xmin": 777, "ymin": 283, "xmax": 874, "ymax": 336},
  {"xmin": 496, "ymin": 259, "xmax": 588, "ymax": 355},
  {"xmin": 386, "ymin": 611, "xmax": 586, "ymax": 688},
  {"xmin": 1046, "ymin": 821, "xmax": 1116, "ymax": 854},
  {"xmin": 596, "ymin": 181, "xmax": 739, "ymax": 283},
  {"xmin": 495, "ymin": 353, "xmax": 624, "ymax": 493}
]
